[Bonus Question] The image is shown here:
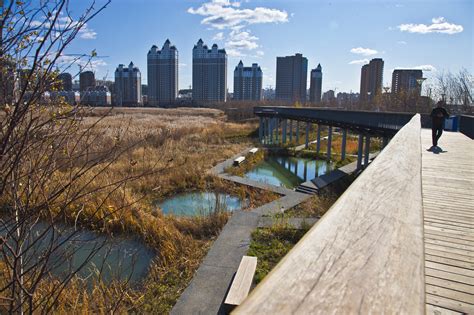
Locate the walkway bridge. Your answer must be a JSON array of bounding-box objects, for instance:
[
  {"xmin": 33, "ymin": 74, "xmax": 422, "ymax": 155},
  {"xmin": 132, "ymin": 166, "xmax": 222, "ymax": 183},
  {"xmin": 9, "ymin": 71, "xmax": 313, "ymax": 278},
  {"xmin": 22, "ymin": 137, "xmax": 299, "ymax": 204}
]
[{"xmin": 234, "ymin": 111, "xmax": 474, "ymax": 314}]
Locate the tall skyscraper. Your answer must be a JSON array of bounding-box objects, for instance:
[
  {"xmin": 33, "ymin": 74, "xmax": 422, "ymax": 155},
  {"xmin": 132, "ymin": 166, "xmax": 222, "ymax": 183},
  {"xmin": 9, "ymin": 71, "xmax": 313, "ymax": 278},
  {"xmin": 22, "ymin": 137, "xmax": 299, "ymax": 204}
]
[
  {"xmin": 391, "ymin": 69, "xmax": 423, "ymax": 95},
  {"xmin": 233, "ymin": 61, "xmax": 262, "ymax": 101},
  {"xmin": 114, "ymin": 62, "xmax": 142, "ymax": 106},
  {"xmin": 309, "ymin": 64, "xmax": 322, "ymax": 103},
  {"xmin": 192, "ymin": 39, "xmax": 227, "ymax": 102},
  {"xmin": 58, "ymin": 72, "xmax": 72, "ymax": 91},
  {"xmin": 360, "ymin": 58, "xmax": 384, "ymax": 102},
  {"xmin": 147, "ymin": 39, "xmax": 178, "ymax": 106},
  {"xmin": 275, "ymin": 53, "xmax": 308, "ymax": 102},
  {"xmin": 79, "ymin": 71, "xmax": 95, "ymax": 92}
]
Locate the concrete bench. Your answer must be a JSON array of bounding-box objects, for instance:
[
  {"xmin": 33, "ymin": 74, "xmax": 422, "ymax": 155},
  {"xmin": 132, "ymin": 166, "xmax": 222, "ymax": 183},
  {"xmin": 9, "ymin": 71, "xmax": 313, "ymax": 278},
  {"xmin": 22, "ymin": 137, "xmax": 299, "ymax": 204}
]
[
  {"xmin": 224, "ymin": 256, "xmax": 257, "ymax": 307},
  {"xmin": 249, "ymin": 148, "xmax": 259, "ymax": 154},
  {"xmin": 233, "ymin": 156, "xmax": 245, "ymax": 166}
]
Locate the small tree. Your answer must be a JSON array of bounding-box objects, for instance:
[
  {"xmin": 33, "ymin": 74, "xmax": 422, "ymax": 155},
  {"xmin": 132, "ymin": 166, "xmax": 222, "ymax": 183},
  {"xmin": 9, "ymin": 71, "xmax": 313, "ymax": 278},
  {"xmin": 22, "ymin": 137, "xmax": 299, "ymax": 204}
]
[{"xmin": 0, "ymin": 1, "xmax": 163, "ymax": 313}]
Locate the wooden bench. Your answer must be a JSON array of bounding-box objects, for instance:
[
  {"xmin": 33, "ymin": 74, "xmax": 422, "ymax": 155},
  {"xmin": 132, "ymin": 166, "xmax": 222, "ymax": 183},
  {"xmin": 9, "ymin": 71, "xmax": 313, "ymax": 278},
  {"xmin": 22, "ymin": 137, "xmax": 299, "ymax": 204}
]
[
  {"xmin": 224, "ymin": 256, "xmax": 257, "ymax": 307},
  {"xmin": 249, "ymin": 148, "xmax": 259, "ymax": 154},
  {"xmin": 233, "ymin": 156, "xmax": 245, "ymax": 166}
]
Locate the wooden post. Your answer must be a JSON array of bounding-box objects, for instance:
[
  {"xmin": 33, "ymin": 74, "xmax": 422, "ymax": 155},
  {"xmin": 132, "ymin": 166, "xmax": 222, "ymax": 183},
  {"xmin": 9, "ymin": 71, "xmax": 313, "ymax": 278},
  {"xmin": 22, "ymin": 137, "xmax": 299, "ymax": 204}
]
[
  {"xmin": 357, "ymin": 134, "xmax": 363, "ymax": 170},
  {"xmin": 305, "ymin": 122, "xmax": 310, "ymax": 149},
  {"xmin": 364, "ymin": 135, "xmax": 370, "ymax": 167},
  {"xmin": 327, "ymin": 126, "xmax": 333, "ymax": 160},
  {"xmin": 341, "ymin": 129, "xmax": 347, "ymax": 160}
]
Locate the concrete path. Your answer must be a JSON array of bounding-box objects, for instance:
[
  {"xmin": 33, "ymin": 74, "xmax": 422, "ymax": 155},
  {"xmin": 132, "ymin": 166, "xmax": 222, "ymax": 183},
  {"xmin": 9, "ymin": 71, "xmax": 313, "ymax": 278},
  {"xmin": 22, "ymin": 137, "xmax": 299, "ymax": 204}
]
[{"xmin": 172, "ymin": 149, "xmax": 311, "ymax": 315}]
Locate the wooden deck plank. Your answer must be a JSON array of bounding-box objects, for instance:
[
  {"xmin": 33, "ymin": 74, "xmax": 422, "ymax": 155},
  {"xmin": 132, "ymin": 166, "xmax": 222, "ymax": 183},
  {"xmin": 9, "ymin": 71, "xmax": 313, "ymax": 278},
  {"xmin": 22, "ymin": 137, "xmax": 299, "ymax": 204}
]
[
  {"xmin": 424, "ymin": 239, "xmax": 474, "ymax": 252},
  {"xmin": 426, "ymin": 276, "xmax": 474, "ymax": 295},
  {"xmin": 425, "ymin": 233, "xmax": 474, "ymax": 247},
  {"xmin": 426, "ymin": 261, "xmax": 474, "ymax": 278},
  {"xmin": 426, "ymin": 304, "xmax": 464, "ymax": 315},
  {"xmin": 426, "ymin": 294, "xmax": 474, "ymax": 314},
  {"xmin": 426, "ymin": 284, "xmax": 474, "ymax": 304},
  {"xmin": 224, "ymin": 256, "xmax": 257, "ymax": 306},
  {"xmin": 425, "ymin": 225, "xmax": 474, "ymax": 241},
  {"xmin": 425, "ymin": 254, "xmax": 474, "ymax": 270},
  {"xmin": 425, "ymin": 268, "xmax": 474, "ymax": 286}
]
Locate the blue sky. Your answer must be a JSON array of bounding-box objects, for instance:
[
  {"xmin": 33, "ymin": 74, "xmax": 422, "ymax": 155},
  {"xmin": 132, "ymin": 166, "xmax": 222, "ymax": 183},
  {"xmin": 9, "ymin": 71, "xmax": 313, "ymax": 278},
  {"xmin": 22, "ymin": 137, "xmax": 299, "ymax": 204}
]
[{"xmin": 65, "ymin": 0, "xmax": 473, "ymax": 93}]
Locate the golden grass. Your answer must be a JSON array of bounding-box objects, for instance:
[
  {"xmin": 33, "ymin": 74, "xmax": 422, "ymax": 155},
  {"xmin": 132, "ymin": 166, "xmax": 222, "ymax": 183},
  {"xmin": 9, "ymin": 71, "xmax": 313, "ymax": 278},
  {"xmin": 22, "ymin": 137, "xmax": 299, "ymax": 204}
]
[{"xmin": 0, "ymin": 107, "xmax": 276, "ymax": 313}]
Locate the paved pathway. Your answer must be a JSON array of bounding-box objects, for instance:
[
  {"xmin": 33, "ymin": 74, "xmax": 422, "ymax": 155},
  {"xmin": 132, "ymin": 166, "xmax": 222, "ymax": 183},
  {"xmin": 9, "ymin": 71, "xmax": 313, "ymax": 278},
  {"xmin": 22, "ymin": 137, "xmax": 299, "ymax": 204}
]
[{"xmin": 421, "ymin": 130, "xmax": 474, "ymax": 314}]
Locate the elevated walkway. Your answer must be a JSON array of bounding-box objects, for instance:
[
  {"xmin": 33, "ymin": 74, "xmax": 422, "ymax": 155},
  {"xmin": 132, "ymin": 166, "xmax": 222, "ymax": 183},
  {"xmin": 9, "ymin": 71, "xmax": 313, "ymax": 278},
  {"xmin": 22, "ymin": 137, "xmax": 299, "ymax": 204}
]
[{"xmin": 421, "ymin": 130, "xmax": 474, "ymax": 314}]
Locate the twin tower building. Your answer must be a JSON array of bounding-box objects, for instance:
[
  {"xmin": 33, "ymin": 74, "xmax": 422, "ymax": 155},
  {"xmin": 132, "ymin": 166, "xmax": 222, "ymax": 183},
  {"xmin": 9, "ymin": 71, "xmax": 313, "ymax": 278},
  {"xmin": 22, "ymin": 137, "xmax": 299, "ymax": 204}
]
[{"xmin": 146, "ymin": 39, "xmax": 263, "ymax": 106}]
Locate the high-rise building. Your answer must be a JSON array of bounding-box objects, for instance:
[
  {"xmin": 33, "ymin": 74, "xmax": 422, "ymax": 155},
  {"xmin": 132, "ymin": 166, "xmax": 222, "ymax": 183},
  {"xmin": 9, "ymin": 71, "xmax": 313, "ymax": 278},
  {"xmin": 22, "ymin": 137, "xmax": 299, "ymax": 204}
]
[
  {"xmin": 81, "ymin": 85, "xmax": 111, "ymax": 106},
  {"xmin": 360, "ymin": 58, "xmax": 384, "ymax": 102},
  {"xmin": 233, "ymin": 61, "xmax": 262, "ymax": 101},
  {"xmin": 192, "ymin": 39, "xmax": 227, "ymax": 102},
  {"xmin": 147, "ymin": 39, "xmax": 178, "ymax": 106},
  {"xmin": 275, "ymin": 53, "xmax": 308, "ymax": 102},
  {"xmin": 58, "ymin": 72, "xmax": 72, "ymax": 91},
  {"xmin": 309, "ymin": 64, "xmax": 322, "ymax": 103},
  {"xmin": 391, "ymin": 69, "xmax": 423, "ymax": 95},
  {"xmin": 79, "ymin": 71, "xmax": 95, "ymax": 92},
  {"xmin": 322, "ymin": 89, "xmax": 336, "ymax": 103},
  {"xmin": 114, "ymin": 62, "xmax": 142, "ymax": 106}
]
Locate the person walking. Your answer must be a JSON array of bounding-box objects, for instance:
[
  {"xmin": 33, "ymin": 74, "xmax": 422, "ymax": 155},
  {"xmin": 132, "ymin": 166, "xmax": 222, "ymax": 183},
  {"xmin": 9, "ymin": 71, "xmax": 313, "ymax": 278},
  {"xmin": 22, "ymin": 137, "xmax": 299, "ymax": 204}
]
[{"xmin": 430, "ymin": 100, "xmax": 450, "ymax": 148}]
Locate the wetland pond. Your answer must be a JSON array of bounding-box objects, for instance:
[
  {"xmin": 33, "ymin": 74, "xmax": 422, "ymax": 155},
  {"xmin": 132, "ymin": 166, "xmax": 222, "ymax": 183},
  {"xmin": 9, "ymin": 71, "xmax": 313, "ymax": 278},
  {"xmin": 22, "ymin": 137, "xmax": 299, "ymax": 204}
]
[
  {"xmin": 244, "ymin": 156, "xmax": 332, "ymax": 189},
  {"xmin": 2, "ymin": 221, "xmax": 154, "ymax": 286},
  {"xmin": 156, "ymin": 191, "xmax": 247, "ymax": 216}
]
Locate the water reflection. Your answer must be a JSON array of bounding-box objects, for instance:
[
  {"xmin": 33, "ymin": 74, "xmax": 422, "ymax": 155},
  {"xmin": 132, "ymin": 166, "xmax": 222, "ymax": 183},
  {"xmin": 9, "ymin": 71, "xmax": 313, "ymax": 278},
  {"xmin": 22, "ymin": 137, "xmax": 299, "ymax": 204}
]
[{"xmin": 245, "ymin": 156, "xmax": 332, "ymax": 189}]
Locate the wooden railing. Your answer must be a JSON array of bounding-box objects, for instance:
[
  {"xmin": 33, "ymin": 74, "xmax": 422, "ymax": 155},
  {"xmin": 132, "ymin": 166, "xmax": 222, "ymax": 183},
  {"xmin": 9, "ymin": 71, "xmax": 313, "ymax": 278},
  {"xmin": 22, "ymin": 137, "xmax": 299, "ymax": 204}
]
[{"xmin": 235, "ymin": 114, "xmax": 425, "ymax": 314}]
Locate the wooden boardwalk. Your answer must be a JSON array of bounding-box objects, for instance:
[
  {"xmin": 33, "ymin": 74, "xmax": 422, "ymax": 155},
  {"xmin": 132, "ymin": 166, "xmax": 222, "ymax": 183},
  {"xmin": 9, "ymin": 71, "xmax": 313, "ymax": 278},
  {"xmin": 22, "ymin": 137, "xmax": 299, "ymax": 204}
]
[{"xmin": 422, "ymin": 130, "xmax": 474, "ymax": 314}]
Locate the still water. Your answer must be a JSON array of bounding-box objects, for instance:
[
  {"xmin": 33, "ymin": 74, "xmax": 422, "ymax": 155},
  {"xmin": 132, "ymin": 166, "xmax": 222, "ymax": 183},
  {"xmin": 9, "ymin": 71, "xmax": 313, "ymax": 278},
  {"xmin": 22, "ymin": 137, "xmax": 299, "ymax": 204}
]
[
  {"xmin": 244, "ymin": 156, "xmax": 332, "ymax": 189},
  {"xmin": 2, "ymin": 222, "xmax": 154, "ymax": 285},
  {"xmin": 157, "ymin": 191, "xmax": 246, "ymax": 216}
]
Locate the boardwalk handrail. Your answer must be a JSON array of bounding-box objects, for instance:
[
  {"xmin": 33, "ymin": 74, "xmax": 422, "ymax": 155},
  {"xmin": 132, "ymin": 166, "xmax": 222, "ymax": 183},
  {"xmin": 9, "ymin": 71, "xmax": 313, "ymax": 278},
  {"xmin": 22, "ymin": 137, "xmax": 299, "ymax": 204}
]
[{"xmin": 235, "ymin": 114, "xmax": 425, "ymax": 314}]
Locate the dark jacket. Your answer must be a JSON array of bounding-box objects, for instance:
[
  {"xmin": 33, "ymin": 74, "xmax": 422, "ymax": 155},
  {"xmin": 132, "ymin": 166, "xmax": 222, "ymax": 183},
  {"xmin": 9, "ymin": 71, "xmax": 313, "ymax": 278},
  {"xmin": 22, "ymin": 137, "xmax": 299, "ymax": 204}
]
[{"xmin": 430, "ymin": 107, "xmax": 449, "ymax": 127}]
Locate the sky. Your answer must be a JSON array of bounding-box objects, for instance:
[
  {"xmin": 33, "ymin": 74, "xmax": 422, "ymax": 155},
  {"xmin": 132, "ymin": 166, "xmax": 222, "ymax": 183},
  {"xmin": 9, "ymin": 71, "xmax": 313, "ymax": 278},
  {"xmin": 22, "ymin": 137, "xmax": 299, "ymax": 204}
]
[{"xmin": 63, "ymin": 0, "xmax": 473, "ymax": 94}]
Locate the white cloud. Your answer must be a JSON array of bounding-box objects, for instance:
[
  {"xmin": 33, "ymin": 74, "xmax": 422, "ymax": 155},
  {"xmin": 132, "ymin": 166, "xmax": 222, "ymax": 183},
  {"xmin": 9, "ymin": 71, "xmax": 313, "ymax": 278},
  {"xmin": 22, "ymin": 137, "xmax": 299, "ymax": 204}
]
[
  {"xmin": 188, "ymin": 0, "xmax": 288, "ymax": 56},
  {"xmin": 226, "ymin": 29, "xmax": 259, "ymax": 50},
  {"xmin": 397, "ymin": 17, "xmax": 463, "ymax": 34},
  {"xmin": 78, "ymin": 26, "xmax": 97, "ymax": 39},
  {"xmin": 57, "ymin": 55, "xmax": 106, "ymax": 71},
  {"xmin": 226, "ymin": 48, "xmax": 246, "ymax": 57},
  {"xmin": 350, "ymin": 47, "xmax": 378, "ymax": 56},
  {"xmin": 397, "ymin": 40, "xmax": 407, "ymax": 45},
  {"xmin": 348, "ymin": 59, "xmax": 369, "ymax": 65},
  {"xmin": 188, "ymin": 0, "xmax": 288, "ymax": 29},
  {"xmin": 256, "ymin": 50, "xmax": 264, "ymax": 56},
  {"xmin": 395, "ymin": 65, "xmax": 437, "ymax": 72},
  {"xmin": 213, "ymin": 32, "xmax": 225, "ymax": 40}
]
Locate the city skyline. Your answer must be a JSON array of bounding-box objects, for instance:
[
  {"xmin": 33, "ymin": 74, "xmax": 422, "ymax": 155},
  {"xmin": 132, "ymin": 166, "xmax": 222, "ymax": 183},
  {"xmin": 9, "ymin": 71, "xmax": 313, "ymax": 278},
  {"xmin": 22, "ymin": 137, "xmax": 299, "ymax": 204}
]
[{"xmin": 62, "ymin": 0, "xmax": 472, "ymax": 94}]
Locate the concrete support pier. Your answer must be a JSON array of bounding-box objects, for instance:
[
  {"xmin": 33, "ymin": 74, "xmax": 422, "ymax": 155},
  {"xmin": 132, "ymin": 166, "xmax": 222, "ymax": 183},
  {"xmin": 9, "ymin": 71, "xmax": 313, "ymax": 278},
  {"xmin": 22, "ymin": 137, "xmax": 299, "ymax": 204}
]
[
  {"xmin": 341, "ymin": 129, "xmax": 347, "ymax": 160},
  {"xmin": 296, "ymin": 122, "xmax": 300, "ymax": 143},
  {"xmin": 259, "ymin": 117, "xmax": 263, "ymax": 143},
  {"xmin": 289, "ymin": 120, "xmax": 293, "ymax": 143},
  {"xmin": 275, "ymin": 118, "xmax": 279, "ymax": 143},
  {"xmin": 316, "ymin": 125, "xmax": 321, "ymax": 156},
  {"xmin": 282, "ymin": 119, "xmax": 287, "ymax": 144},
  {"xmin": 357, "ymin": 134, "xmax": 363, "ymax": 170},
  {"xmin": 327, "ymin": 126, "xmax": 333, "ymax": 160},
  {"xmin": 364, "ymin": 135, "xmax": 370, "ymax": 167},
  {"xmin": 305, "ymin": 122, "xmax": 310, "ymax": 149}
]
